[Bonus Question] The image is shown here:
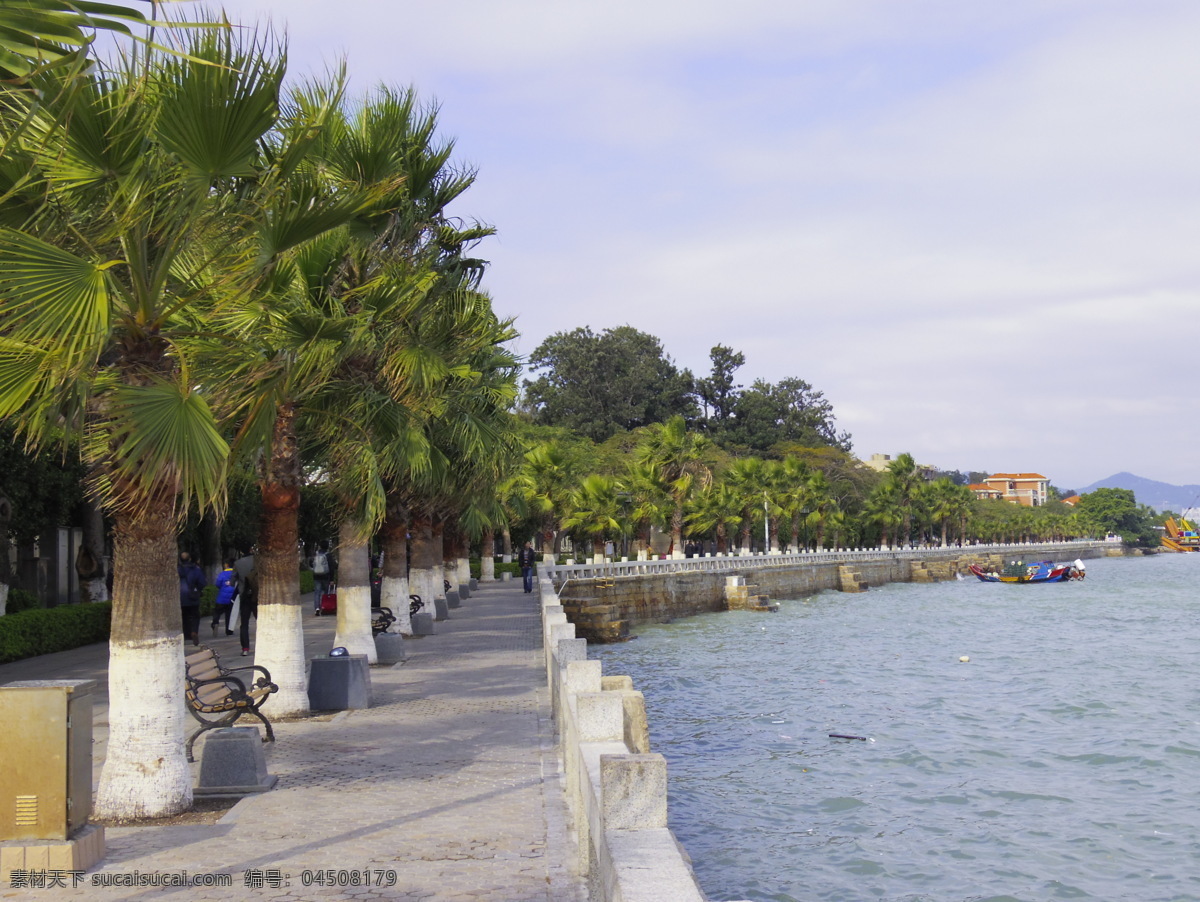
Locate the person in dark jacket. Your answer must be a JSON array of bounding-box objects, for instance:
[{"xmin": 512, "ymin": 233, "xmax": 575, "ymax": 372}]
[
  {"xmin": 517, "ymin": 542, "xmax": 536, "ymax": 594},
  {"xmin": 178, "ymin": 551, "xmax": 206, "ymax": 647}
]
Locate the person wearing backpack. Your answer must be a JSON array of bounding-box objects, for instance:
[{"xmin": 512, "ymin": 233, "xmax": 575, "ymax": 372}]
[
  {"xmin": 311, "ymin": 543, "xmax": 332, "ymax": 614},
  {"xmin": 178, "ymin": 550, "xmax": 206, "ymax": 647}
]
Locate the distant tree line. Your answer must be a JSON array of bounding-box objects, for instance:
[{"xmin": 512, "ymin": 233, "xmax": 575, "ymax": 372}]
[{"xmin": 522, "ymin": 329, "xmax": 851, "ymax": 453}]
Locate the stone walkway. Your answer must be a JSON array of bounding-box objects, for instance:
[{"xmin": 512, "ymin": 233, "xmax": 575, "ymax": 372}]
[{"xmin": 0, "ymin": 582, "xmax": 587, "ymax": 901}]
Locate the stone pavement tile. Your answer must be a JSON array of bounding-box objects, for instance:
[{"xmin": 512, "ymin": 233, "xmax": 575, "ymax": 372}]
[{"xmin": 0, "ymin": 584, "xmax": 586, "ymax": 901}]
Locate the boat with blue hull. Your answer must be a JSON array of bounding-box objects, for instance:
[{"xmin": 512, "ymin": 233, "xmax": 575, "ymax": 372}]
[{"xmin": 969, "ymin": 559, "xmax": 1084, "ymax": 583}]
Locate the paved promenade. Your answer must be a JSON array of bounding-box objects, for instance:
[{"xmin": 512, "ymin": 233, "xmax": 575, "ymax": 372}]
[{"xmin": 0, "ymin": 581, "xmax": 587, "ymax": 901}]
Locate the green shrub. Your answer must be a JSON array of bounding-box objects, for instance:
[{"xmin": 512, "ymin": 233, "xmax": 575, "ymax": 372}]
[
  {"xmin": 299, "ymin": 569, "xmax": 314, "ymax": 594},
  {"xmin": 199, "ymin": 584, "xmax": 217, "ymax": 617},
  {"xmin": 5, "ymin": 588, "xmax": 39, "ymax": 614},
  {"xmin": 0, "ymin": 602, "xmax": 112, "ymax": 664}
]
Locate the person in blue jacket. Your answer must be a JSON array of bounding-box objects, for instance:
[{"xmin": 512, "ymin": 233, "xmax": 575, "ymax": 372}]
[{"xmin": 211, "ymin": 558, "xmax": 238, "ymax": 636}]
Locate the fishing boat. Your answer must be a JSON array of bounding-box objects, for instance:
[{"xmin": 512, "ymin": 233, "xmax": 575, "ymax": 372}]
[
  {"xmin": 968, "ymin": 559, "xmax": 1084, "ymax": 584},
  {"xmin": 1161, "ymin": 517, "xmax": 1200, "ymax": 552}
]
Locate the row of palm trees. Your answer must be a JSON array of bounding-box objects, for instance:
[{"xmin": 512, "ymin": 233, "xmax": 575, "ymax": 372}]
[
  {"xmin": 512, "ymin": 434, "xmax": 1094, "ymax": 560},
  {"xmin": 0, "ymin": 28, "xmax": 520, "ymax": 817}
]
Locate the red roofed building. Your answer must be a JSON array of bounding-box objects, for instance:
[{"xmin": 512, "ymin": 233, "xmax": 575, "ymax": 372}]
[
  {"xmin": 968, "ymin": 483, "xmax": 1004, "ymax": 501},
  {"xmin": 983, "ymin": 473, "xmax": 1050, "ymax": 507}
]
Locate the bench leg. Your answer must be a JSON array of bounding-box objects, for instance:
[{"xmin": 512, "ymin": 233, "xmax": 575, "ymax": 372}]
[{"xmin": 247, "ymin": 707, "xmax": 275, "ymax": 744}]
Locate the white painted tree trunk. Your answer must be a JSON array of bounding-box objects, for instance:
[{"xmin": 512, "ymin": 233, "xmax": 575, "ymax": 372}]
[
  {"xmin": 481, "ymin": 555, "xmax": 495, "ymax": 581},
  {"xmin": 95, "ymin": 639, "xmax": 192, "ymax": 818},
  {"xmin": 333, "ymin": 584, "xmax": 375, "ymax": 662},
  {"xmin": 254, "ymin": 602, "xmax": 309, "ymax": 715},
  {"xmin": 410, "ymin": 566, "xmax": 436, "ymax": 611},
  {"xmin": 83, "ymin": 576, "xmax": 108, "ymax": 604},
  {"xmin": 0, "ymin": 582, "xmax": 7, "ymax": 615},
  {"xmin": 457, "ymin": 556, "xmax": 471, "ymax": 588},
  {"xmin": 381, "ymin": 574, "xmax": 412, "ymax": 635},
  {"xmin": 443, "ymin": 560, "xmax": 458, "ymax": 592}
]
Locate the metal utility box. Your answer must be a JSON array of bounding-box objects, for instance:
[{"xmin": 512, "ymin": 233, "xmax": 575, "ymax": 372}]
[{"xmin": 0, "ymin": 680, "xmax": 95, "ymax": 841}]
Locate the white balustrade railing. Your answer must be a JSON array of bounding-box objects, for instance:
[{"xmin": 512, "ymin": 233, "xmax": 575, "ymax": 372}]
[{"xmin": 542, "ymin": 540, "xmax": 1112, "ymax": 587}]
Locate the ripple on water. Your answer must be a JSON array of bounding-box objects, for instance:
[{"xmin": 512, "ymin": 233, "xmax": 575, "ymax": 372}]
[{"xmin": 594, "ymin": 555, "xmax": 1200, "ymax": 902}]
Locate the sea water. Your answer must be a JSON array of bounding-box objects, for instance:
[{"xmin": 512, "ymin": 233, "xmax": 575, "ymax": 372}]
[{"xmin": 591, "ymin": 553, "xmax": 1200, "ymax": 902}]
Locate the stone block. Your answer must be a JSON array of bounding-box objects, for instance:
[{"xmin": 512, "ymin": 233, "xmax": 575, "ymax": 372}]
[
  {"xmin": 445, "ymin": 589, "xmax": 461, "ymax": 609},
  {"xmin": 411, "ymin": 612, "xmax": 435, "ymax": 635},
  {"xmin": 374, "ymin": 632, "xmax": 407, "ymax": 665},
  {"xmin": 307, "ymin": 654, "xmax": 371, "ymax": 710},
  {"xmin": 433, "ymin": 597, "xmax": 450, "ymax": 620},
  {"xmin": 576, "ymin": 692, "xmax": 624, "ymax": 742},
  {"xmin": 195, "ymin": 727, "xmax": 277, "ymax": 796},
  {"xmin": 500, "ymin": 571, "xmax": 512, "ymax": 581},
  {"xmin": 601, "ymin": 753, "xmax": 668, "ymax": 830},
  {"xmin": 469, "ymin": 578, "xmax": 479, "ymax": 591},
  {"xmin": 557, "ymin": 637, "xmax": 588, "ymax": 664}
]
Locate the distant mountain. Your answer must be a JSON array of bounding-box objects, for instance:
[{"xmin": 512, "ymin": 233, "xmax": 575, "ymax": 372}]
[{"xmin": 1076, "ymin": 472, "xmax": 1200, "ymax": 512}]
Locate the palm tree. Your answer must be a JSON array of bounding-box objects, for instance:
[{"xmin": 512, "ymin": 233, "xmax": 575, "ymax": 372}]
[
  {"xmin": 621, "ymin": 458, "xmax": 666, "ymax": 558},
  {"xmin": 520, "ymin": 440, "xmax": 580, "ymax": 559},
  {"xmin": 686, "ymin": 482, "xmax": 742, "ymax": 554},
  {"xmin": 635, "ymin": 416, "xmax": 710, "ymax": 557},
  {"xmin": 0, "ymin": 2, "xmax": 152, "ymax": 81},
  {"xmin": 883, "ymin": 452, "xmax": 923, "ymax": 547},
  {"xmin": 726, "ymin": 457, "xmax": 766, "ymax": 554},
  {"xmin": 0, "ymin": 27, "xmax": 286, "ymax": 818},
  {"xmin": 562, "ymin": 474, "xmax": 622, "ymax": 562},
  {"xmin": 804, "ymin": 469, "xmax": 838, "ymax": 551},
  {"xmin": 864, "ymin": 482, "xmax": 902, "ymax": 549}
]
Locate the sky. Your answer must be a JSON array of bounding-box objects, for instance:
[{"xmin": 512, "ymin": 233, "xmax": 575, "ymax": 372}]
[{"xmin": 197, "ymin": 1, "xmax": 1200, "ymax": 490}]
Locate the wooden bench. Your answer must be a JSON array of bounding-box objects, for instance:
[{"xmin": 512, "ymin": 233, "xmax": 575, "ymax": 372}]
[
  {"xmin": 371, "ymin": 606, "xmax": 396, "ymax": 636},
  {"xmin": 184, "ymin": 646, "xmax": 278, "ymax": 762}
]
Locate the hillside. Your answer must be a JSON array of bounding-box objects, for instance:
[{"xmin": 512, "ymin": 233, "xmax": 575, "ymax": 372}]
[{"xmin": 1076, "ymin": 472, "xmax": 1200, "ymax": 512}]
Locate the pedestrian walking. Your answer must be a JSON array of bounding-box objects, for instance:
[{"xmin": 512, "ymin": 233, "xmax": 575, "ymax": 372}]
[{"xmin": 518, "ymin": 542, "xmax": 536, "ymax": 594}]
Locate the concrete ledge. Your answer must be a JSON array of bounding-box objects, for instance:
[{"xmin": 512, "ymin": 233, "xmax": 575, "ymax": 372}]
[
  {"xmin": 433, "ymin": 598, "xmax": 450, "ymax": 621},
  {"xmin": 411, "ymin": 612, "xmax": 435, "ymax": 635},
  {"xmin": 445, "ymin": 589, "xmax": 461, "ymax": 609},
  {"xmin": 544, "ymin": 583, "xmax": 708, "ymax": 901}
]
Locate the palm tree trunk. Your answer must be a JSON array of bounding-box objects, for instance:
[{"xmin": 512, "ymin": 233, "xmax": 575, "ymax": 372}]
[
  {"xmin": 94, "ymin": 499, "xmax": 191, "ymax": 819},
  {"xmin": 77, "ymin": 495, "xmax": 108, "ymax": 603},
  {"xmin": 409, "ymin": 511, "xmax": 438, "ymax": 607},
  {"xmin": 671, "ymin": 505, "xmax": 684, "ymax": 558},
  {"xmin": 501, "ymin": 523, "xmax": 512, "ymax": 562},
  {"xmin": 481, "ymin": 527, "xmax": 495, "ymax": 580},
  {"xmin": 254, "ymin": 407, "xmax": 309, "ymax": 716},
  {"xmin": 333, "ymin": 519, "xmax": 375, "ymax": 662},
  {"xmin": 380, "ymin": 507, "xmax": 411, "ymax": 635},
  {"xmin": 432, "ymin": 519, "xmax": 448, "ymax": 597},
  {"xmin": 199, "ymin": 509, "xmax": 221, "ymax": 584}
]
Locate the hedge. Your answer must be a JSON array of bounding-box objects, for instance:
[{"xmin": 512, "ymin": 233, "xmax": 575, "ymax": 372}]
[{"xmin": 0, "ymin": 602, "xmax": 112, "ymax": 665}]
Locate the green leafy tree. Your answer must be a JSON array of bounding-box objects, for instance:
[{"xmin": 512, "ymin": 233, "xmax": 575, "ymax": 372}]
[
  {"xmin": 523, "ymin": 326, "xmax": 695, "ymax": 441},
  {"xmin": 724, "ymin": 377, "xmax": 851, "ymax": 453},
  {"xmin": 696, "ymin": 344, "xmax": 744, "ymax": 427},
  {"xmin": 1074, "ymin": 488, "xmax": 1160, "ymax": 547}
]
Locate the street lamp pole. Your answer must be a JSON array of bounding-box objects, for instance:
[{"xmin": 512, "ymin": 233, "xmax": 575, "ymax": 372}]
[{"xmin": 763, "ymin": 491, "xmax": 769, "ymax": 553}]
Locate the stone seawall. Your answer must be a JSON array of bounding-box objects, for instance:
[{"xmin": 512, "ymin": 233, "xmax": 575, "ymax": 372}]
[{"xmin": 547, "ymin": 542, "xmax": 1119, "ymax": 643}]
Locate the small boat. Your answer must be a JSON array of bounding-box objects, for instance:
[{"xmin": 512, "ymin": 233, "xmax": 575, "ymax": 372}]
[{"xmin": 969, "ymin": 559, "xmax": 1083, "ymax": 584}]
